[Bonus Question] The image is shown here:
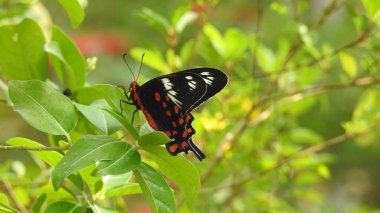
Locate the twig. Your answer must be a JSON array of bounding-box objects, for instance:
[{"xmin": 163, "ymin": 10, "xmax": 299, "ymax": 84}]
[
  {"xmin": 2, "ymin": 178, "xmax": 28, "ymax": 213},
  {"xmin": 0, "ymin": 145, "xmax": 70, "ymax": 151},
  {"xmin": 201, "ymin": 76, "xmax": 380, "ymax": 183},
  {"xmin": 201, "ymin": 120, "xmax": 380, "ymax": 194}
]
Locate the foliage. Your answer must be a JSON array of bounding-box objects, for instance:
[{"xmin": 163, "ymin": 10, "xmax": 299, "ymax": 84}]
[{"xmin": 1, "ymin": 0, "xmax": 380, "ymax": 212}]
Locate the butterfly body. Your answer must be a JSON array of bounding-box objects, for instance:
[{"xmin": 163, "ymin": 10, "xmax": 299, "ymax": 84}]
[{"xmin": 127, "ymin": 68, "xmax": 228, "ymax": 161}]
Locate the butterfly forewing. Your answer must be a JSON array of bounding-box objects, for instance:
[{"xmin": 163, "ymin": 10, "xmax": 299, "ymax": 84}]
[{"xmin": 139, "ymin": 72, "xmax": 208, "ymax": 114}]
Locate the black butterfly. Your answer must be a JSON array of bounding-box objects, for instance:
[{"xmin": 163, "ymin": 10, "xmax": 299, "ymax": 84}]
[{"xmin": 121, "ymin": 55, "xmax": 228, "ymax": 161}]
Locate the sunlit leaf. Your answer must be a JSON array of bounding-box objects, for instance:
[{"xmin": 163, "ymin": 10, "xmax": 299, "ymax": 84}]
[
  {"xmin": 45, "ymin": 26, "xmax": 86, "ymax": 90},
  {"xmin": 339, "ymin": 52, "xmax": 357, "ymax": 77},
  {"xmin": 130, "ymin": 48, "xmax": 170, "ymax": 73},
  {"xmin": 52, "ymin": 136, "xmax": 132, "ymax": 190},
  {"xmin": 45, "ymin": 201, "xmax": 89, "ymax": 213},
  {"xmin": 0, "ymin": 18, "xmax": 48, "ymax": 81},
  {"xmin": 8, "ymin": 80, "xmax": 78, "ymax": 137},
  {"xmin": 75, "ymin": 103, "xmax": 122, "ymax": 135},
  {"xmin": 58, "ymin": 0, "xmax": 85, "ymax": 28},
  {"xmin": 144, "ymin": 146, "xmax": 200, "ymax": 205},
  {"xmin": 138, "ymin": 131, "xmax": 170, "ymax": 148},
  {"xmin": 134, "ymin": 163, "xmax": 176, "ymax": 213}
]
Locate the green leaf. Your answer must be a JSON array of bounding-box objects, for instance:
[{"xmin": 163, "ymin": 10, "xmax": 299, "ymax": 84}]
[
  {"xmin": 339, "ymin": 52, "xmax": 357, "ymax": 77},
  {"xmin": 105, "ymin": 172, "xmax": 142, "ymax": 197},
  {"xmin": 75, "ymin": 84, "xmax": 124, "ymax": 110},
  {"xmin": 138, "ymin": 8, "xmax": 170, "ymax": 35},
  {"xmin": 8, "ymin": 80, "xmax": 78, "ymax": 137},
  {"xmin": 93, "ymin": 145, "xmax": 141, "ymax": 176},
  {"xmin": 6, "ymin": 137, "xmax": 63, "ymax": 166},
  {"xmin": 45, "ymin": 26, "xmax": 86, "ymax": 90},
  {"xmin": 145, "ymin": 146, "xmax": 200, "ymax": 205},
  {"xmin": 130, "ymin": 48, "xmax": 170, "ymax": 74},
  {"xmin": 45, "ymin": 201, "xmax": 88, "ymax": 213},
  {"xmin": 52, "ymin": 135, "xmax": 131, "ymax": 190},
  {"xmin": 92, "ymin": 205, "xmax": 119, "ymax": 213},
  {"xmin": 175, "ymin": 11, "xmax": 197, "ymax": 33},
  {"xmin": 203, "ymin": 24, "xmax": 225, "ymax": 55},
  {"xmin": 58, "ymin": 0, "xmax": 85, "ymax": 28},
  {"xmin": 134, "ymin": 163, "xmax": 176, "ymax": 213},
  {"xmin": 32, "ymin": 193, "xmax": 46, "ymax": 213},
  {"xmin": 0, "ymin": 18, "xmax": 48, "ymax": 80},
  {"xmin": 362, "ymin": 0, "xmax": 380, "ymax": 19},
  {"xmin": 75, "ymin": 103, "xmax": 122, "ymax": 135},
  {"xmin": 103, "ymin": 108, "xmax": 139, "ymax": 140},
  {"xmin": 344, "ymin": 88, "xmax": 380, "ymax": 133},
  {"xmin": 138, "ymin": 131, "xmax": 170, "ymax": 148},
  {"xmin": 224, "ymin": 28, "xmax": 248, "ymax": 60}
]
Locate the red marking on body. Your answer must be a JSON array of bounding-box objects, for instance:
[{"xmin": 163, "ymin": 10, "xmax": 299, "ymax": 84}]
[
  {"xmin": 185, "ymin": 114, "xmax": 191, "ymax": 122},
  {"xmin": 131, "ymin": 82, "xmax": 143, "ymax": 107},
  {"xmin": 165, "ymin": 110, "xmax": 172, "ymax": 117},
  {"xmin": 154, "ymin": 92, "xmax": 161, "ymax": 102},
  {"xmin": 166, "ymin": 96, "xmax": 170, "ymax": 101},
  {"xmin": 174, "ymin": 105, "xmax": 179, "ymax": 114},
  {"xmin": 181, "ymin": 141, "xmax": 189, "ymax": 149},
  {"xmin": 172, "ymin": 130, "xmax": 178, "ymax": 135},
  {"xmin": 165, "ymin": 131, "xmax": 171, "ymax": 137},
  {"xmin": 142, "ymin": 109, "xmax": 158, "ymax": 130},
  {"xmin": 169, "ymin": 144, "xmax": 179, "ymax": 153},
  {"xmin": 162, "ymin": 102, "xmax": 167, "ymax": 108},
  {"xmin": 171, "ymin": 121, "xmax": 177, "ymax": 128},
  {"xmin": 182, "ymin": 131, "xmax": 188, "ymax": 138},
  {"xmin": 178, "ymin": 118, "xmax": 184, "ymax": 125}
]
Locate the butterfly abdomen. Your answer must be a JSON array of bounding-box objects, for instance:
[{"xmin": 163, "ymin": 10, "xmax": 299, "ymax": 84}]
[{"xmin": 130, "ymin": 81, "xmax": 159, "ymax": 130}]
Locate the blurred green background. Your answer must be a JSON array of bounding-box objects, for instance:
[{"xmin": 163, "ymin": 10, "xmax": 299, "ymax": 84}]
[{"xmin": 1, "ymin": 0, "xmax": 380, "ymax": 212}]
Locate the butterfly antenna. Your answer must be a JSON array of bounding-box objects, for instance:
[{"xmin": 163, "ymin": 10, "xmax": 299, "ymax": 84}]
[
  {"xmin": 123, "ymin": 53, "xmax": 136, "ymax": 81},
  {"xmin": 136, "ymin": 53, "xmax": 145, "ymax": 80}
]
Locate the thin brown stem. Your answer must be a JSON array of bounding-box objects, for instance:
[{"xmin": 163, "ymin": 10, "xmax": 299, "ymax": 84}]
[{"xmin": 202, "ymin": 120, "xmax": 380, "ymax": 194}]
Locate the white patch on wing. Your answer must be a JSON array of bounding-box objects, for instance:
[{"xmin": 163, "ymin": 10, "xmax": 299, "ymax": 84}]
[
  {"xmin": 185, "ymin": 76, "xmax": 193, "ymax": 80},
  {"xmin": 168, "ymin": 94, "xmax": 182, "ymax": 106},
  {"xmin": 188, "ymin": 80, "xmax": 196, "ymax": 90},
  {"xmin": 169, "ymin": 90, "xmax": 177, "ymax": 96},
  {"xmin": 200, "ymin": 72, "xmax": 213, "ymax": 85},
  {"xmin": 161, "ymin": 78, "xmax": 173, "ymax": 90}
]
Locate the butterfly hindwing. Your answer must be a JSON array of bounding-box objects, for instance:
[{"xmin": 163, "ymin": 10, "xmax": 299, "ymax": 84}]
[{"xmin": 139, "ymin": 90, "xmax": 205, "ymax": 160}]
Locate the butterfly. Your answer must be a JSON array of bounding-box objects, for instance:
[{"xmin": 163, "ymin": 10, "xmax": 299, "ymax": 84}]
[{"xmin": 121, "ymin": 54, "xmax": 228, "ymax": 161}]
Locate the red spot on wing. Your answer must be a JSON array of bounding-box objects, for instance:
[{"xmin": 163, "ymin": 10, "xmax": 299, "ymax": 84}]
[
  {"xmin": 171, "ymin": 121, "xmax": 177, "ymax": 128},
  {"xmin": 174, "ymin": 105, "xmax": 179, "ymax": 114},
  {"xmin": 165, "ymin": 110, "xmax": 172, "ymax": 117},
  {"xmin": 166, "ymin": 96, "xmax": 170, "ymax": 101},
  {"xmin": 178, "ymin": 117, "xmax": 184, "ymax": 125},
  {"xmin": 165, "ymin": 131, "xmax": 171, "ymax": 137},
  {"xmin": 185, "ymin": 114, "xmax": 192, "ymax": 122},
  {"xmin": 168, "ymin": 144, "xmax": 179, "ymax": 153},
  {"xmin": 162, "ymin": 102, "xmax": 167, "ymax": 108},
  {"xmin": 154, "ymin": 92, "xmax": 161, "ymax": 102},
  {"xmin": 181, "ymin": 141, "xmax": 189, "ymax": 149},
  {"xmin": 186, "ymin": 128, "xmax": 193, "ymax": 133},
  {"xmin": 172, "ymin": 130, "xmax": 178, "ymax": 135},
  {"xmin": 182, "ymin": 131, "xmax": 188, "ymax": 138}
]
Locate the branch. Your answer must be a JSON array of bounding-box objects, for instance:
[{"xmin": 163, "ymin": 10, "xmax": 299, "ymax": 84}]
[
  {"xmin": 201, "ymin": 76, "xmax": 380, "ymax": 183},
  {"xmin": 201, "ymin": 120, "xmax": 380, "ymax": 194},
  {"xmin": 0, "ymin": 145, "xmax": 70, "ymax": 151}
]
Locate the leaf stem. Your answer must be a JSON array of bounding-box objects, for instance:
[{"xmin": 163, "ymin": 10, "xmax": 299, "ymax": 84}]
[{"xmin": 0, "ymin": 145, "xmax": 70, "ymax": 151}]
